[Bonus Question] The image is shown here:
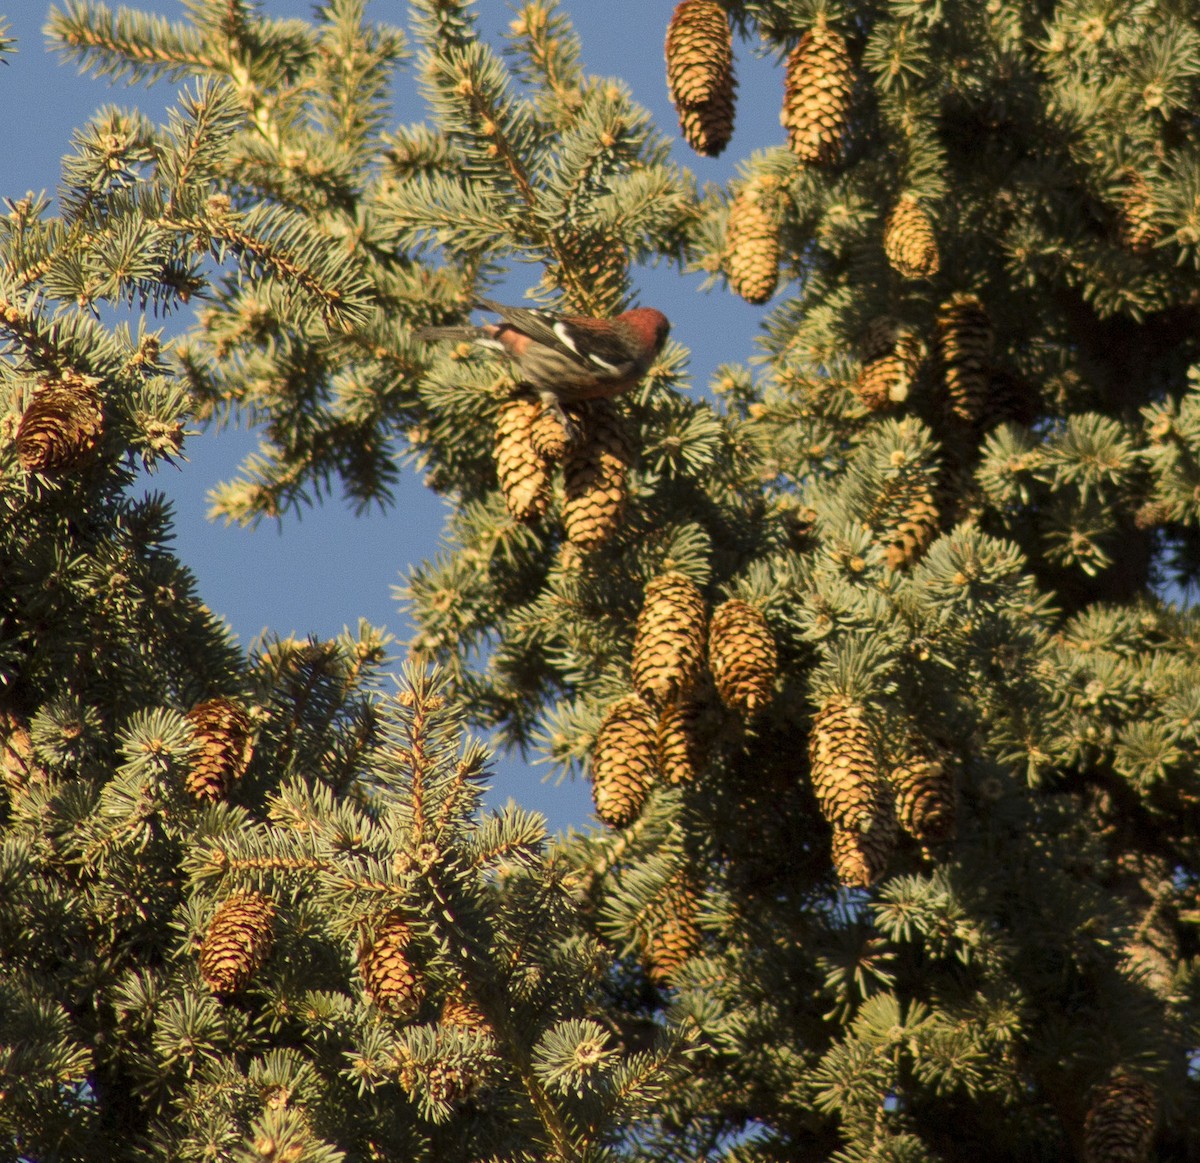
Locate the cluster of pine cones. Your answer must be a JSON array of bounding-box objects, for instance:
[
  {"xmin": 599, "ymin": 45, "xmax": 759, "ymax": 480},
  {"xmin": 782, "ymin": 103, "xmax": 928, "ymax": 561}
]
[
  {"xmin": 590, "ymin": 574, "xmax": 777, "ymax": 828},
  {"xmin": 493, "ymin": 393, "xmax": 631, "ymax": 552},
  {"xmin": 809, "ymin": 698, "xmax": 956, "ymax": 887}
]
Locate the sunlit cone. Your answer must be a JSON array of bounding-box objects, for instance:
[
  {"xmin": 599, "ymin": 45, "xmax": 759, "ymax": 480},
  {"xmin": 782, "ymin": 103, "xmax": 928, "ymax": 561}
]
[
  {"xmin": 891, "ymin": 744, "xmax": 955, "ymax": 842},
  {"xmin": 1118, "ymin": 171, "xmax": 1160, "ymax": 254},
  {"xmin": 666, "ymin": 0, "xmax": 736, "ymax": 157},
  {"xmin": 529, "ymin": 399, "xmax": 573, "ymax": 463},
  {"xmin": 360, "ymin": 916, "xmax": 425, "ymax": 1018},
  {"xmin": 16, "ymin": 372, "xmax": 103, "ymax": 474},
  {"xmin": 656, "ymin": 698, "xmax": 705, "ymax": 785},
  {"xmin": 644, "ymin": 875, "xmax": 701, "ymax": 984},
  {"xmin": 884, "ymin": 487, "xmax": 939, "ymax": 571},
  {"xmin": 830, "ymin": 796, "xmax": 897, "ymax": 888},
  {"xmin": 495, "ymin": 396, "xmax": 551, "ymax": 522},
  {"xmin": 808, "ymin": 696, "xmax": 881, "ymax": 831},
  {"xmin": 562, "ymin": 399, "xmax": 631, "ymax": 551},
  {"xmin": 781, "ymin": 21, "xmax": 853, "ymax": 164},
  {"xmin": 708, "ymin": 599, "xmax": 777, "ymax": 716},
  {"xmin": 678, "ymin": 97, "xmax": 736, "ymax": 157},
  {"xmin": 936, "ymin": 293, "xmax": 993, "ymax": 425},
  {"xmin": 0, "ymin": 711, "xmax": 38, "ymax": 796},
  {"xmin": 1083, "ymin": 1067, "xmax": 1157, "ymax": 1163},
  {"xmin": 632, "ymin": 572, "xmax": 708, "ymax": 705},
  {"xmin": 199, "ymin": 892, "xmax": 275, "ymax": 995},
  {"xmin": 592, "ymin": 694, "xmax": 658, "ymax": 826},
  {"xmin": 855, "ymin": 323, "xmax": 922, "ymax": 411},
  {"xmin": 883, "ymin": 197, "xmax": 940, "ymax": 279},
  {"xmin": 725, "ymin": 177, "xmax": 782, "ymax": 304},
  {"xmin": 440, "ymin": 982, "xmax": 488, "ymax": 1030},
  {"xmin": 185, "ymin": 696, "xmax": 253, "ymax": 801}
]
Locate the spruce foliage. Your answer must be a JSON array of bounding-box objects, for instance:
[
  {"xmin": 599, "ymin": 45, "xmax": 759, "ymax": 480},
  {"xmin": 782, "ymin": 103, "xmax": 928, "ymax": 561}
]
[{"xmin": 4, "ymin": 0, "xmax": 1200, "ymax": 1158}]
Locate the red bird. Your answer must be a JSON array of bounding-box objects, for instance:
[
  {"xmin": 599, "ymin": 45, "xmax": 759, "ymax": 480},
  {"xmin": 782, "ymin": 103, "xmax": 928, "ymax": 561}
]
[{"xmin": 417, "ymin": 298, "xmax": 671, "ymax": 419}]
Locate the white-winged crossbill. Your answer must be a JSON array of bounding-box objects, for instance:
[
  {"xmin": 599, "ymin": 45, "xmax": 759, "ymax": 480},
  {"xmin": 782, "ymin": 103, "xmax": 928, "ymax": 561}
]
[{"xmin": 417, "ymin": 298, "xmax": 671, "ymax": 418}]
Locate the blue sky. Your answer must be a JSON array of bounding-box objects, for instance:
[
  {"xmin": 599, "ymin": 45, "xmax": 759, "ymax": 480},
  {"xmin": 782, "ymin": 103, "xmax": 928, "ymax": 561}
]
[{"xmin": 0, "ymin": 1, "xmax": 784, "ymax": 830}]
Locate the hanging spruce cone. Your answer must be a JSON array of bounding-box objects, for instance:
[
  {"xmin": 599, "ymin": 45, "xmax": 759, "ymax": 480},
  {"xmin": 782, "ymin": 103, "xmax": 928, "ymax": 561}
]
[
  {"xmin": 725, "ymin": 176, "xmax": 781, "ymax": 304},
  {"xmin": 185, "ymin": 697, "xmax": 254, "ymax": 801},
  {"xmin": 562, "ymin": 399, "xmax": 632, "ymax": 551},
  {"xmin": 199, "ymin": 892, "xmax": 276, "ymax": 995},
  {"xmin": 883, "ymin": 487, "xmax": 939, "ymax": 570},
  {"xmin": 855, "ymin": 320, "xmax": 922, "ymax": 411},
  {"xmin": 883, "ymin": 197, "xmax": 940, "ymax": 279},
  {"xmin": 656, "ymin": 698, "xmax": 705, "ymax": 785},
  {"xmin": 494, "ymin": 396, "xmax": 551, "ymax": 523},
  {"xmin": 16, "ymin": 372, "xmax": 103, "ymax": 474},
  {"xmin": 808, "ymin": 697, "xmax": 882, "ymax": 831},
  {"xmin": 1118, "ymin": 171, "xmax": 1159, "ymax": 254},
  {"xmin": 830, "ymin": 798, "xmax": 897, "ymax": 889},
  {"xmin": 891, "ymin": 744, "xmax": 955, "ymax": 842},
  {"xmin": 0, "ymin": 711, "xmax": 42, "ymax": 797},
  {"xmin": 632, "ymin": 572, "xmax": 708, "ymax": 705},
  {"xmin": 708, "ymin": 599, "xmax": 777, "ymax": 716},
  {"xmin": 1083, "ymin": 1068, "xmax": 1157, "ymax": 1163},
  {"xmin": 360, "ymin": 916, "xmax": 425, "ymax": 1018},
  {"xmin": 592, "ymin": 694, "xmax": 658, "ymax": 826},
  {"xmin": 781, "ymin": 21, "xmax": 854, "ymax": 165},
  {"xmin": 936, "ymin": 293, "xmax": 993, "ymax": 425},
  {"xmin": 645, "ymin": 875, "xmax": 701, "ymax": 984},
  {"xmin": 440, "ymin": 983, "xmax": 488, "ymax": 1030},
  {"xmin": 529, "ymin": 399, "xmax": 573, "ymax": 462},
  {"xmin": 665, "ymin": 0, "xmax": 736, "ymax": 157}
]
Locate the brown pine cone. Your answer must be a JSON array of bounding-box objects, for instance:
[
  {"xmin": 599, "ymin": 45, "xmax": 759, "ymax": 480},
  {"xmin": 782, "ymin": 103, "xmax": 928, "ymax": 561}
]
[
  {"xmin": 185, "ymin": 697, "xmax": 254, "ymax": 801},
  {"xmin": 666, "ymin": 0, "xmax": 737, "ymax": 157},
  {"xmin": 592, "ymin": 694, "xmax": 658, "ymax": 826},
  {"xmin": 725, "ymin": 176, "xmax": 782, "ymax": 304},
  {"xmin": 883, "ymin": 197, "xmax": 940, "ymax": 279},
  {"xmin": 632, "ymin": 572, "xmax": 708, "ymax": 706},
  {"xmin": 708, "ymin": 599, "xmax": 777, "ymax": 715},
  {"xmin": 808, "ymin": 696, "xmax": 882, "ymax": 831},
  {"xmin": 782, "ymin": 21, "xmax": 854, "ymax": 165},
  {"xmin": 562, "ymin": 399, "xmax": 632, "ymax": 551},
  {"xmin": 199, "ymin": 892, "xmax": 276, "ymax": 995},
  {"xmin": 495, "ymin": 396, "xmax": 551, "ymax": 522},
  {"xmin": 360, "ymin": 915, "xmax": 425, "ymax": 1018},
  {"xmin": 16, "ymin": 372, "xmax": 103, "ymax": 474}
]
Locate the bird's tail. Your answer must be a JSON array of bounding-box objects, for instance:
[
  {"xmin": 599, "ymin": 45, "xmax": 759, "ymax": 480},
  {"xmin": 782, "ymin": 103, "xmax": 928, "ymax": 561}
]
[{"xmin": 414, "ymin": 324, "xmax": 489, "ymax": 344}]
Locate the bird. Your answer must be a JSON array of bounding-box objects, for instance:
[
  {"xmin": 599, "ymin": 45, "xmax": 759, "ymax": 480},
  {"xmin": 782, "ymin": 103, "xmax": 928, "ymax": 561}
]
[{"xmin": 416, "ymin": 298, "xmax": 671, "ymax": 430}]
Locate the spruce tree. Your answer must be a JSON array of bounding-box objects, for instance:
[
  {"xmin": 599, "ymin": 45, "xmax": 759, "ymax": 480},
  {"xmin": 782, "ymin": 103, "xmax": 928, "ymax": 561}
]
[{"xmin": 4, "ymin": 0, "xmax": 1200, "ymax": 1159}]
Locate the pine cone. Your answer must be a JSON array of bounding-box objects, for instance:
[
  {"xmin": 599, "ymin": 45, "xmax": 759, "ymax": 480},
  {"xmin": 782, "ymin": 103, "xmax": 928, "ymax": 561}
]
[
  {"xmin": 666, "ymin": 0, "xmax": 736, "ymax": 157},
  {"xmin": 440, "ymin": 983, "xmax": 488, "ymax": 1030},
  {"xmin": 656, "ymin": 697, "xmax": 705, "ymax": 785},
  {"xmin": 644, "ymin": 875, "xmax": 701, "ymax": 984},
  {"xmin": 855, "ymin": 324, "xmax": 922, "ymax": 411},
  {"xmin": 592, "ymin": 694, "xmax": 658, "ymax": 826},
  {"xmin": 185, "ymin": 697, "xmax": 253, "ymax": 801},
  {"xmin": 936, "ymin": 293, "xmax": 993, "ymax": 425},
  {"xmin": 725, "ymin": 176, "xmax": 782, "ymax": 304},
  {"xmin": 808, "ymin": 697, "xmax": 882, "ymax": 831},
  {"xmin": 632, "ymin": 572, "xmax": 708, "ymax": 705},
  {"xmin": 883, "ymin": 197, "xmax": 940, "ymax": 279},
  {"xmin": 199, "ymin": 892, "xmax": 276, "ymax": 995},
  {"xmin": 16, "ymin": 372, "xmax": 103, "ymax": 474},
  {"xmin": 529, "ymin": 400, "xmax": 573, "ymax": 462},
  {"xmin": 562, "ymin": 399, "xmax": 631, "ymax": 551},
  {"xmin": 708, "ymin": 599, "xmax": 777, "ymax": 715},
  {"xmin": 1118, "ymin": 171, "xmax": 1159, "ymax": 254},
  {"xmin": 360, "ymin": 916, "xmax": 425, "ymax": 1018},
  {"xmin": 891, "ymin": 745, "xmax": 955, "ymax": 842},
  {"xmin": 830, "ymin": 801, "xmax": 897, "ymax": 889},
  {"xmin": 0, "ymin": 711, "xmax": 37, "ymax": 795},
  {"xmin": 495, "ymin": 396, "xmax": 551, "ymax": 522},
  {"xmin": 1083, "ymin": 1068, "xmax": 1157, "ymax": 1163},
  {"xmin": 782, "ymin": 21, "xmax": 853, "ymax": 165},
  {"xmin": 883, "ymin": 488, "xmax": 939, "ymax": 570}
]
